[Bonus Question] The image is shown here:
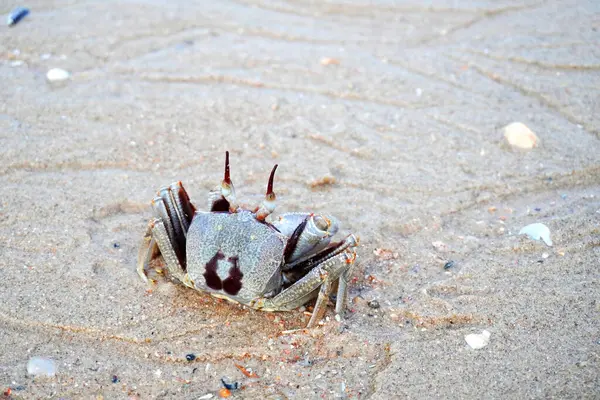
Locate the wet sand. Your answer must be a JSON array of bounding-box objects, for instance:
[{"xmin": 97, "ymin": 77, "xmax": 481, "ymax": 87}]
[{"xmin": 1, "ymin": 0, "xmax": 599, "ymax": 398}]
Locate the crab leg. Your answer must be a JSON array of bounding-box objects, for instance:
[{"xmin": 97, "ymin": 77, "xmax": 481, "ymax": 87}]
[
  {"xmin": 137, "ymin": 220, "xmax": 159, "ymax": 283},
  {"xmin": 137, "ymin": 182, "xmax": 196, "ymax": 282},
  {"xmin": 149, "ymin": 218, "xmax": 188, "ymax": 284},
  {"xmin": 306, "ymin": 272, "xmax": 334, "ymax": 327},
  {"xmin": 335, "ymin": 253, "xmax": 356, "ymax": 314},
  {"xmin": 255, "ymin": 234, "xmax": 358, "ymax": 327},
  {"xmin": 168, "ymin": 181, "xmax": 195, "ymax": 235},
  {"xmin": 255, "ymin": 164, "xmax": 278, "ymax": 221}
]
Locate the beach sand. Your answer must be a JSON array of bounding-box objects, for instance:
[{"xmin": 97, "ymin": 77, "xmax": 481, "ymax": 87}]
[{"xmin": 1, "ymin": 0, "xmax": 598, "ymax": 398}]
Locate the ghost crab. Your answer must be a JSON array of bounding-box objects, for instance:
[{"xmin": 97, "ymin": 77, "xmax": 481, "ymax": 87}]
[{"xmin": 137, "ymin": 152, "xmax": 359, "ymax": 327}]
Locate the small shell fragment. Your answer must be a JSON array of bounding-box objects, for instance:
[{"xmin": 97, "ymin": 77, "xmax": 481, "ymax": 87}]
[
  {"xmin": 432, "ymin": 241, "xmax": 448, "ymax": 252},
  {"xmin": 7, "ymin": 7, "xmax": 29, "ymax": 26},
  {"xmin": 503, "ymin": 122, "xmax": 539, "ymax": 149},
  {"xmin": 465, "ymin": 330, "xmax": 491, "ymax": 349},
  {"xmin": 519, "ymin": 223, "xmax": 552, "ymax": 246},
  {"xmin": 27, "ymin": 356, "xmax": 57, "ymax": 376},
  {"xmin": 46, "ymin": 68, "xmax": 70, "ymax": 82},
  {"xmin": 320, "ymin": 57, "xmax": 340, "ymax": 66}
]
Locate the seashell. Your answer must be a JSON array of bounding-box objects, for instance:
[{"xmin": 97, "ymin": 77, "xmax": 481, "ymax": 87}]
[
  {"xmin": 519, "ymin": 222, "xmax": 552, "ymax": 246},
  {"xmin": 7, "ymin": 7, "xmax": 29, "ymax": 26},
  {"xmin": 27, "ymin": 356, "xmax": 57, "ymax": 376},
  {"xmin": 503, "ymin": 122, "xmax": 539, "ymax": 149},
  {"xmin": 46, "ymin": 68, "xmax": 70, "ymax": 82},
  {"xmin": 465, "ymin": 330, "xmax": 491, "ymax": 349}
]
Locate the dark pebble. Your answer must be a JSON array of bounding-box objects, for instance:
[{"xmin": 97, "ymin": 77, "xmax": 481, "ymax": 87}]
[
  {"xmin": 7, "ymin": 7, "xmax": 29, "ymax": 26},
  {"xmin": 185, "ymin": 353, "xmax": 196, "ymax": 361},
  {"xmin": 368, "ymin": 300, "xmax": 380, "ymax": 309},
  {"xmin": 221, "ymin": 378, "xmax": 240, "ymax": 390},
  {"xmin": 444, "ymin": 260, "xmax": 455, "ymax": 270},
  {"xmin": 112, "ymin": 242, "xmax": 120, "ymax": 248},
  {"xmin": 111, "ymin": 375, "xmax": 119, "ymax": 383}
]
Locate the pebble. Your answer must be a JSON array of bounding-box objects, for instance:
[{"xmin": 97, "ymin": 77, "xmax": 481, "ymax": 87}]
[
  {"xmin": 7, "ymin": 7, "xmax": 29, "ymax": 26},
  {"xmin": 368, "ymin": 300, "xmax": 380, "ymax": 309},
  {"xmin": 519, "ymin": 223, "xmax": 553, "ymax": 246},
  {"xmin": 46, "ymin": 68, "xmax": 70, "ymax": 82},
  {"xmin": 432, "ymin": 241, "xmax": 449, "ymax": 252},
  {"xmin": 443, "ymin": 260, "xmax": 455, "ymax": 270},
  {"xmin": 198, "ymin": 395, "xmax": 214, "ymax": 400},
  {"xmin": 27, "ymin": 356, "xmax": 56, "ymax": 376},
  {"xmin": 320, "ymin": 57, "xmax": 340, "ymax": 66},
  {"xmin": 220, "ymin": 378, "xmax": 239, "ymax": 390},
  {"xmin": 503, "ymin": 122, "xmax": 539, "ymax": 149},
  {"xmin": 185, "ymin": 353, "xmax": 196, "ymax": 361},
  {"xmin": 465, "ymin": 330, "xmax": 491, "ymax": 349}
]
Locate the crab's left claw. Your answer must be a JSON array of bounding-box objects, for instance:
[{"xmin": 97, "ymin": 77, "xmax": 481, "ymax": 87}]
[{"xmin": 256, "ymin": 164, "xmax": 278, "ymax": 221}]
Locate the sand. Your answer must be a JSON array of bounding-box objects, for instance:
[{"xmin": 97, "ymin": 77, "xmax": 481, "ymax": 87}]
[{"xmin": 1, "ymin": 0, "xmax": 599, "ymax": 398}]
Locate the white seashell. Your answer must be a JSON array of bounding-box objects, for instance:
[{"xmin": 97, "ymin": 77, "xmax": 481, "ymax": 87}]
[
  {"xmin": 27, "ymin": 356, "xmax": 57, "ymax": 376},
  {"xmin": 46, "ymin": 68, "xmax": 70, "ymax": 82},
  {"xmin": 465, "ymin": 330, "xmax": 491, "ymax": 349},
  {"xmin": 503, "ymin": 122, "xmax": 539, "ymax": 149},
  {"xmin": 519, "ymin": 223, "xmax": 552, "ymax": 246}
]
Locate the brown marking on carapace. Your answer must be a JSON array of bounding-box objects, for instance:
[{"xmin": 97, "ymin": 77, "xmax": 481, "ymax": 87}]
[
  {"xmin": 222, "ymin": 256, "xmax": 243, "ymax": 295},
  {"xmin": 203, "ymin": 251, "xmax": 225, "ymax": 290}
]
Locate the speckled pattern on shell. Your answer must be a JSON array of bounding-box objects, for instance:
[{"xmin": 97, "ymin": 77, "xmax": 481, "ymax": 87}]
[{"xmin": 186, "ymin": 210, "xmax": 286, "ymax": 303}]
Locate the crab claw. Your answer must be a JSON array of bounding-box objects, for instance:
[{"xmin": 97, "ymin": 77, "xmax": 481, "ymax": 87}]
[
  {"xmin": 256, "ymin": 164, "xmax": 278, "ymax": 221},
  {"xmin": 221, "ymin": 151, "xmax": 239, "ymax": 212}
]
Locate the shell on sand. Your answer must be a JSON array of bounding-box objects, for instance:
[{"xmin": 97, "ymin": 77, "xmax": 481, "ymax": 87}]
[
  {"xmin": 46, "ymin": 68, "xmax": 70, "ymax": 82},
  {"xmin": 465, "ymin": 330, "xmax": 491, "ymax": 349},
  {"xmin": 503, "ymin": 122, "xmax": 539, "ymax": 149},
  {"xmin": 519, "ymin": 222, "xmax": 553, "ymax": 246},
  {"xmin": 27, "ymin": 356, "xmax": 57, "ymax": 376}
]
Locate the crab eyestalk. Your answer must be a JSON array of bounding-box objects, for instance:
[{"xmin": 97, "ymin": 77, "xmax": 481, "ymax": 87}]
[
  {"xmin": 221, "ymin": 151, "xmax": 239, "ymax": 212},
  {"xmin": 256, "ymin": 164, "xmax": 278, "ymax": 221}
]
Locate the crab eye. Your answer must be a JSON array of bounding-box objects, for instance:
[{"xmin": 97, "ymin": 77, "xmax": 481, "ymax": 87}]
[{"xmin": 312, "ymin": 215, "xmax": 329, "ymax": 232}]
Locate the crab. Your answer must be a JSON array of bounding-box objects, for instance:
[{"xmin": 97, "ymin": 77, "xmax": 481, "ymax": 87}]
[{"xmin": 137, "ymin": 152, "xmax": 359, "ymax": 327}]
